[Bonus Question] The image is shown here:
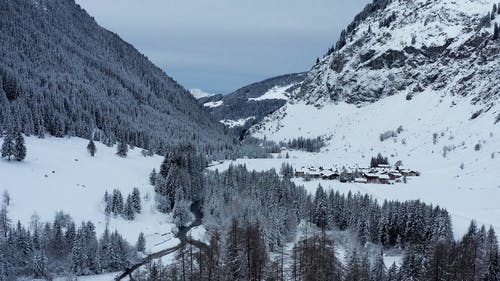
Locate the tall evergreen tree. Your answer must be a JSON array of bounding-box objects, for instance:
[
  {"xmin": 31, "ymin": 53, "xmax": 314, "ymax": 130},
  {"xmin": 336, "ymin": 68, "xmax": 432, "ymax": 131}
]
[
  {"xmin": 136, "ymin": 232, "xmax": 146, "ymax": 253},
  {"xmin": 1, "ymin": 125, "xmax": 15, "ymax": 161},
  {"xmin": 14, "ymin": 130, "xmax": 26, "ymax": 161},
  {"xmin": 87, "ymin": 139, "xmax": 96, "ymax": 157},
  {"xmin": 116, "ymin": 142, "xmax": 128, "ymax": 157}
]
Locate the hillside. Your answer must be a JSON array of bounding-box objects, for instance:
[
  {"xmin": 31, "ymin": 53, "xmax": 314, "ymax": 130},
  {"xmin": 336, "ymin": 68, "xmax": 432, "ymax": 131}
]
[
  {"xmin": 199, "ymin": 73, "xmax": 306, "ymax": 137},
  {"xmin": 246, "ymin": 0, "xmax": 500, "ymax": 236},
  {"xmin": 0, "ymin": 136, "xmax": 182, "ymax": 253},
  {"xmin": 0, "ymin": 0, "xmax": 232, "ymax": 152}
]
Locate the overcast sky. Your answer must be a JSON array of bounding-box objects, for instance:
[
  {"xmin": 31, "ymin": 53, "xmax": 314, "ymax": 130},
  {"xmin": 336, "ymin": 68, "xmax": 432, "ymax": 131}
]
[{"xmin": 75, "ymin": 0, "xmax": 370, "ymax": 93}]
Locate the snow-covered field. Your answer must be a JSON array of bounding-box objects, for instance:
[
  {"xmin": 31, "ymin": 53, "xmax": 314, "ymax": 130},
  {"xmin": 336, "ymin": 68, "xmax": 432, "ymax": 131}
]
[
  {"xmin": 0, "ymin": 137, "xmax": 179, "ymax": 252},
  {"xmin": 224, "ymin": 90, "xmax": 500, "ymax": 238},
  {"xmin": 220, "ymin": 116, "xmax": 255, "ymax": 128},
  {"xmin": 248, "ymin": 85, "xmax": 291, "ymax": 101},
  {"xmin": 203, "ymin": 100, "xmax": 223, "ymax": 108}
]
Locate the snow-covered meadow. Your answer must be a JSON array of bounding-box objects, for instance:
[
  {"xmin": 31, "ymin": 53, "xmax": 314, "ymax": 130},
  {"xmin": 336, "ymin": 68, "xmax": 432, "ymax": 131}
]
[{"xmin": 0, "ymin": 137, "xmax": 179, "ymax": 253}]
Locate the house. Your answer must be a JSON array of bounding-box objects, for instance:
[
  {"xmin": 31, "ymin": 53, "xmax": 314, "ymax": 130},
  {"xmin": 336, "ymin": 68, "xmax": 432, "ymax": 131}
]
[
  {"xmin": 365, "ymin": 173, "xmax": 379, "ymax": 183},
  {"xmin": 378, "ymin": 174, "xmax": 390, "ymax": 184},
  {"xmin": 321, "ymin": 170, "xmax": 338, "ymax": 180},
  {"xmin": 378, "ymin": 164, "xmax": 391, "ymax": 169},
  {"xmin": 388, "ymin": 172, "xmax": 403, "ymax": 180},
  {"xmin": 354, "ymin": 178, "xmax": 367, "ymax": 184},
  {"xmin": 295, "ymin": 167, "xmax": 306, "ymax": 177}
]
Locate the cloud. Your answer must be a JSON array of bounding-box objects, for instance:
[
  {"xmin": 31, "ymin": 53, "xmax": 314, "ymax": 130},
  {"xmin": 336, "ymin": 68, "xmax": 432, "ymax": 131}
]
[{"xmin": 76, "ymin": 0, "xmax": 370, "ymax": 93}]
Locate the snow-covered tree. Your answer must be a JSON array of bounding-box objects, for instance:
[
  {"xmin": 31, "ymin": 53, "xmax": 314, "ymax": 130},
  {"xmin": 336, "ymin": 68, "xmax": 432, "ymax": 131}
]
[
  {"xmin": 123, "ymin": 195, "xmax": 135, "ymax": 220},
  {"xmin": 116, "ymin": 142, "xmax": 128, "ymax": 157},
  {"xmin": 14, "ymin": 130, "xmax": 26, "ymax": 161},
  {"xmin": 87, "ymin": 139, "xmax": 96, "ymax": 157},
  {"xmin": 1, "ymin": 126, "xmax": 15, "ymax": 161},
  {"xmin": 136, "ymin": 232, "xmax": 146, "ymax": 253},
  {"xmin": 131, "ymin": 187, "xmax": 141, "ymax": 214}
]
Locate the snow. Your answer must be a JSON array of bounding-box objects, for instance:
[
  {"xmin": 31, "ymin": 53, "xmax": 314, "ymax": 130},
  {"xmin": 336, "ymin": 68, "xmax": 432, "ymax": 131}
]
[
  {"xmin": 220, "ymin": 116, "xmax": 255, "ymax": 128},
  {"xmin": 203, "ymin": 100, "xmax": 223, "ymax": 108},
  {"xmin": 0, "ymin": 137, "xmax": 178, "ymax": 252},
  {"xmin": 189, "ymin": 88, "xmax": 215, "ymax": 99},
  {"xmin": 248, "ymin": 85, "xmax": 291, "ymax": 101},
  {"xmin": 214, "ymin": 90, "xmax": 500, "ymax": 238},
  {"xmin": 187, "ymin": 225, "xmax": 209, "ymax": 244}
]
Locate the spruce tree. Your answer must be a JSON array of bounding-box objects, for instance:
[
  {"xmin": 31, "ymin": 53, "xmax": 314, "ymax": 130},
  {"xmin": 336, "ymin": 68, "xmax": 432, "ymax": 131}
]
[
  {"xmin": 149, "ymin": 169, "xmax": 157, "ymax": 186},
  {"xmin": 1, "ymin": 127, "xmax": 15, "ymax": 161},
  {"xmin": 123, "ymin": 195, "xmax": 135, "ymax": 220},
  {"xmin": 131, "ymin": 187, "xmax": 141, "ymax": 214},
  {"xmin": 116, "ymin": 142, "xmax": 128, "ymax": 157},
  {"xmin": 87, "ymin": 139, "xmax": 96, "ymax": 157},
  {"xmin": 136, "ymin": 232, "xmax": 146, "ymax": 253},
  {"xmin": 14, "ymin": 130, "xmax": 26, "ymax": 161},
  {"xmin": 493, "ymin": 23, "xmax": 499, "ymax": 40}
]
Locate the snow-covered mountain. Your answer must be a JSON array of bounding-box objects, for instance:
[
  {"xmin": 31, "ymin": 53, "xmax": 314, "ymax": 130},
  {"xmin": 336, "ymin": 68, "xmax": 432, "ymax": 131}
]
[
  {"xmin": 247, "ymin": 0, "xmax": 500, "ymax": 236},
  {"xmin": 189, "ymin": 88, "xmax": 216, "ymax": 99},
  {"xmin": 200, "ymin": 73, "xmax": 306, "ymax": 136},
  {"xmin": 299, "ymin": 0, "xmax": 499, "ymax": 107}
]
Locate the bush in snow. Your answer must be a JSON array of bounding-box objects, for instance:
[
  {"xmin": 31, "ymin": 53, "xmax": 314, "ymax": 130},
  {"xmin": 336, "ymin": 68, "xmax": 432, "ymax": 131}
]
[
  {"xmin": 474, "ymin": 143, "xmax": 482, "ymax": 151},
  {"xmin": 116, "ymin": 142, "xmax": 128, "ymax": 157}
]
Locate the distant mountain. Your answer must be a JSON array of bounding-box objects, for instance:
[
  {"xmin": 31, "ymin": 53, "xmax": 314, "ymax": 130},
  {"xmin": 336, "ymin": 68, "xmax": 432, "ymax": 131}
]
[
  {"xmin": 0, "ymin": 0, "xmax": 232, "ymax": 152},
  {"xmin": 200, "ymin": 73, "xmax": 306, "ymax": 138},
  {"xmin": 298, "ymin": 0, "xmax": 500, "ymax": 107},
  {"xmin": 189, "ymin": 88, "xmax": 216, "ymax": 99}
]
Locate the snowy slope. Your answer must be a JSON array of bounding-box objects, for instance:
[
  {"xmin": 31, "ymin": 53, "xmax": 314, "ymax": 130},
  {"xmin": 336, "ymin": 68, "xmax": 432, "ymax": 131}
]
[
  {"xmin": 189, "ymin": 88, "xmax": 216, "ymax": 99},
  {"xmin": 239, "ymin": 89, "xmax": 500, "ymax": 237},
  {"xmin": 248, "ymin": 85, "xmax": 293, "ymax": 101},
  {"xmin": 0, "ymin": 137, "xmax": 179, "ymax": 253}
]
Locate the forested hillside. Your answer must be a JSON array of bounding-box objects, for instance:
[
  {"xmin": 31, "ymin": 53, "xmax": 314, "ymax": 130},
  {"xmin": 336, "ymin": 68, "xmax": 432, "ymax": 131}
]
[
  {"xmin": 0, "ymin": 0, "xmax": 233, "ymax": 153},
  {"xmin": 199, "ymin": 73, "xmax": 306, "ymax": 138}
]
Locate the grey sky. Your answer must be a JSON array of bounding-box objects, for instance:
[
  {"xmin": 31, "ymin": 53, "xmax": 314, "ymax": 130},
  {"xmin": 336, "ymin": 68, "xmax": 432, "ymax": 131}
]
[{"xmin": 75, "ymin": 0, "xmax": 370, "ymax": 93}]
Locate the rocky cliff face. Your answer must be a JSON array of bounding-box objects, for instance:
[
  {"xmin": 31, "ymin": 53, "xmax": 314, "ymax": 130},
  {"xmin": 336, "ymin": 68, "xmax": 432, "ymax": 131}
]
[{"xmin": 298, "ymin": 0, "xmax": 500, "ymax": 109}]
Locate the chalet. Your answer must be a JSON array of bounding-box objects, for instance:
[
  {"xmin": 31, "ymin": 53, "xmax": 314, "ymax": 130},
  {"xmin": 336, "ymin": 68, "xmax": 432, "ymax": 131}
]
[
  {"xmin": 377, "ymin": 174, "xmax": 390, "ymax": 184},
  {"xmin": 365, "ymin": 173, "xmax": 379, "ymax": 183},
  {"xmin": 354, "ymin": 178, "xmax": 368, "ymax": 184},
  {"xmin": 378, "ymin": 164, "xmax": 391, "ymax": 169},
  {"xmin": 295, "ymin": 167, "xmax": 306, "ymax": 177},
  {"xmin": 321, "ymin": 170, "xmax": 338, "ymax": 180},
  {"xmin": 388, "ymin": 171, "xmax": 403, "ymax": 180}
]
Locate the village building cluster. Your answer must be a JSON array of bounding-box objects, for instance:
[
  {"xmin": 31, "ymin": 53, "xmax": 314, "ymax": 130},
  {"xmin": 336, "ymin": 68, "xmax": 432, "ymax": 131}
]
[{"xmin": 294, "ymin": 164, "xmax": 420, "ymax": 184}]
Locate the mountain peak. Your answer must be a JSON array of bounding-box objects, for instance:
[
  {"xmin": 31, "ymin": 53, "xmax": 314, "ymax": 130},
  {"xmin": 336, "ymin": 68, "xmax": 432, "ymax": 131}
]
[{"xmin": 298, "ymin": 0, "xmax": 500, "ymax": 107}]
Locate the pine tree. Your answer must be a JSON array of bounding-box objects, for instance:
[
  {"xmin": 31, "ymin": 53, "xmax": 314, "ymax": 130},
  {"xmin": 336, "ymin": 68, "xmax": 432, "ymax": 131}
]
[
  {"xmin": 116, "ymin": 142, "xmax": 128, "ymax": 157},
  {"xmin": 131, "ymin": 187, "xmax": 141, "ymax": 214},
  {"xmin": 111, "ymin": 189, "xmax": 124, "ymax": 216},
  {"xmin": 31, "ymin": 251, "xmax": 48, "ymax": 278},
  {"xmin": 371, "ymin": 251, "xmax": 387, "ymax": 281},
  {"xmin": 1, "ymin": 126, "xmax": 15, "ymax": 161},
  {"xmin": 136, "ymin": 232, "xmax": 146, "ymax": 253},
  {"xmin": 14, "ymin": 130, "xmax": 26, "ymax": 161},
  {"xmin": 482, "ymin": 226, "xmax": 500, "ymax": 281},
  {"xmin": 149, "ymin": 169, "xmax": 157, "ymax": 186},
  {"xmin": 123, "ymin": 194, "xmax": 135, "ymax": 220},
  {"xmin": 87, "ymin": 139, "xmax": 96, "ymax": 157},
  {"xmin": 493, "ymin": 23, "xmax": 499, "ymax": 40}
]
